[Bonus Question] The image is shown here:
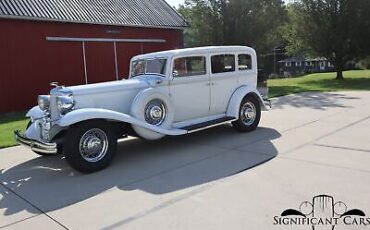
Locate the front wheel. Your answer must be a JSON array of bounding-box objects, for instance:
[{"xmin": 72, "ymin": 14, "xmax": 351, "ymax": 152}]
[
  {"xmin": 232, "ymin": 95, "xmax": 261, "ymax": 132},
  {"xmin": 64, "ymin": 121, "xmax": 117, "ymax": 173}
]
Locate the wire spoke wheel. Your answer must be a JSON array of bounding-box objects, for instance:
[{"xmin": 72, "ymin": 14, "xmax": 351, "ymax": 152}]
[{"xmin": 79, "ymin": 128, "xmax": 109, "ymax": 163}]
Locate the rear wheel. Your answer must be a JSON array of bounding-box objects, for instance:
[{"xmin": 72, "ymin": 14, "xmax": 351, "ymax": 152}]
[
  {"xmin": 232, "ymin": 95, "xmax": 261, "ymax": 132},
  {"xmin": 64, "ymin": 121, "xmax": 117, "ymax": 173}
]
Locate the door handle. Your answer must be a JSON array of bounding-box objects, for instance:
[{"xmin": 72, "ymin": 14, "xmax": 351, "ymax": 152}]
[{"xmin": 206, "ymin": 82, "xmax": 211, "ymax": 86}]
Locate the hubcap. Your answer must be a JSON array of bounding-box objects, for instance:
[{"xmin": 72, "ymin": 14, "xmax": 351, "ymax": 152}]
[
  {"xmin": 145, "ymin": 99, "xmax": 166, "ymax": 126},
  {"xmin": 79, "ymin": 128, "xmax": 109, "ymax": 163},
  {"xmin": 149, "ymin": 106, "xmax": 163, "ymax": 120},
  {"xmin": 240, "ymin": 101, "xmax": 256, "ymax": 126}
]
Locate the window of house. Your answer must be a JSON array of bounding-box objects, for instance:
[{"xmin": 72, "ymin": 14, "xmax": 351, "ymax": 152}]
[
  {"xmin": 238, "ymin": 54, "xmax": 252, "ymax": 70},
  {"xmin": 211, "ymin": 54, "xmax": 236, "ymax": 74},
  {"xmin": 172, "ymin": 56, "xmax": 206, "ymax": 77}
]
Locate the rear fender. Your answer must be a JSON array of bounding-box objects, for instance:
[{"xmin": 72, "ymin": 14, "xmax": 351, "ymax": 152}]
[{"xmin": 226, "ymin": 85, "xmax": 269, "ymax": 118}]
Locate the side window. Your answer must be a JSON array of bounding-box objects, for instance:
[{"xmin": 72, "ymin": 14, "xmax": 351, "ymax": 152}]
[
  {"xmin": 238, "ymin": 54, "xmax": 252, "ymax": 70},
  {"xmin": 173, "ymin": 56, "xmax": 206, "ymax": 77},
  {"xmin": 211, "ymin": 54, "xmax": 236, "ymax": 74}
]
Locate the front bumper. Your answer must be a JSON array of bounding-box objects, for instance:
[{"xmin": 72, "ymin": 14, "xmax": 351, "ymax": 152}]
[{"xmin": 14, "ymin": 130, "xmax": 58, "ymax": 154}]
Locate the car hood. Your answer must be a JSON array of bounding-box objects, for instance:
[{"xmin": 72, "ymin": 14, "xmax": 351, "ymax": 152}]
[{"xmin": 67, "ymin": 78, "xmax": 149, "ymax": 96}]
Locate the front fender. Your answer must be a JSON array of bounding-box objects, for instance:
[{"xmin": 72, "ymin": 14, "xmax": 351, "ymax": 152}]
[
  {"xmin": 26, "ymin": 106, "xmax": 44, "ymax": 121},
  {"xmin": 56, "ymin": 108, "xmax": 186, "ymax": 136},
  {"xmin": 226, "ymin": 85, "xmax": 269, "ymax": 118}
]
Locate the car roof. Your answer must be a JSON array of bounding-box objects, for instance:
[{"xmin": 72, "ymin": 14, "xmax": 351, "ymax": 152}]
[{"xmin": 132, "ymin": 46, "xmax": 256, "ymax": 60}]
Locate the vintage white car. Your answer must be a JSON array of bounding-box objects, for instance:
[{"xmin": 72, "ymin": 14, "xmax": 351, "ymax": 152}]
[{"xmin": 15, "ymin": 46, "xmax": 270, "ymax": 173}]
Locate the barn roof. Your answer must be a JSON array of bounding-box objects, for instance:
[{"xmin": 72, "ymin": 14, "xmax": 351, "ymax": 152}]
[{"xmin": 0, "ymin": 0, "xmax": 188, "ymax": 29}]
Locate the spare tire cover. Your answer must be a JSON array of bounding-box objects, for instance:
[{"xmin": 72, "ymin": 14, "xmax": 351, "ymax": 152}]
[{"xmin": 130, "ymin": 88, "xmax": 174, "ymax": 140}]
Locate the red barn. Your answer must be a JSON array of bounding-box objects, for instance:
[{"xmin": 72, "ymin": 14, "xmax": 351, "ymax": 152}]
[{"xmin": 0, "ymin": 0, "xmax": 188, "ymax": 113}]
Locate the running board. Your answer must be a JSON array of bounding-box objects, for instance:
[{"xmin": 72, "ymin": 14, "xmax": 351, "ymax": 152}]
[{"xmin": 182, "ymin": 117, "xmax": 237, "ymax": 133}]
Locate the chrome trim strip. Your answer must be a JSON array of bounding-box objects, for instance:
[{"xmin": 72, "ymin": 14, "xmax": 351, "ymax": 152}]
[
  {"xmin": 187, "ymin": 119, "xmax": 237, "ymax": 134},
  {"xmin": 14, "ymin": 130, "xmax": 58, "ymax": 154}
]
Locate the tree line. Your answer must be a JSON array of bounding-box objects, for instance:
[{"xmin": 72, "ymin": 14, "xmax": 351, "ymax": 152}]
[{"xmin": 177, "ymin": 0, "xmax": 370, "ymax": 79}]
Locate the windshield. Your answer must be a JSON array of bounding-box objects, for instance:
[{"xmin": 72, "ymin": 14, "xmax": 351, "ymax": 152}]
[{"xmin": 131, "ymin": 58, "xmax": 167, "ymax": 78}]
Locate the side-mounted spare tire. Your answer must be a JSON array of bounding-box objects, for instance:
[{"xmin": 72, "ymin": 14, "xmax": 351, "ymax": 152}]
[{"xmin": 130, "ymin": 89, "xmax": 174, "ymax": 140}]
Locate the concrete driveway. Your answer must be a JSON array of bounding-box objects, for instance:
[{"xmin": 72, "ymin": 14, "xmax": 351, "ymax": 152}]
[{"xmin": 1, "ymin": 91, "xmax": 370, "ymax": 230}]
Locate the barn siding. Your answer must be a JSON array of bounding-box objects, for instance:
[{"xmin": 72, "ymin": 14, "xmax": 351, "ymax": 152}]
[{"xmin": 0, "ymin": 19, "xmax": 183, "ymax": 113}]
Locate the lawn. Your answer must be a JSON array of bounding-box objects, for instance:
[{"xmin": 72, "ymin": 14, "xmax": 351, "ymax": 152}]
[
  {"xmin": 0, "ymin": 112, "xmax": 29, "ymax": 149},
  {"xmin": 0, "ymin": 70, "xmax": 370, "ymax": 149},
  {"xmin": 268, "ymin": 70, "xmax": 370, "ymax": 98}
]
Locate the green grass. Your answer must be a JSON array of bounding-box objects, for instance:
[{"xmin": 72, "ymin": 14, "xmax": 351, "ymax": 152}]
[
  {"xmin": 0, "ymin": 70, "xmax": 369, "ymax": 149},
  {"xmin": 268, "ymin": 70, "xmax": 370, "ymax": 98},
  {"xmin": 0, "ymin": 112, "xmax": 29, "ymax": 149}
]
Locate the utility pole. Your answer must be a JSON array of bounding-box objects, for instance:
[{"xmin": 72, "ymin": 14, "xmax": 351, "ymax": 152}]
[
  {"xmin": 273, "ymin": 48, "xmax": 277, "ymax": 75},
  {"xmin": 273, "ymin": 47, "xmax": 282, "ymax": 75}
]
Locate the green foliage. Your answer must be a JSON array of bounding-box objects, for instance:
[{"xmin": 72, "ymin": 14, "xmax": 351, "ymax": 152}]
[
  {"xmin": 356, "ymin": 57, "xmax": 370, "ymax": 70},
  {"xmin": 268, "ymin": 70, "xmax": 370, "ymax": 97},
  {"xmin": 281, "ymin": 0, "xmax": 370, "ymax": 79},
  {"xmin": 177, "ymin": 0, "xmax": 287, "ymax": 54},
  {"xmin": 0, "ymin": 112, "xmax": 28, "ymax": 149}
]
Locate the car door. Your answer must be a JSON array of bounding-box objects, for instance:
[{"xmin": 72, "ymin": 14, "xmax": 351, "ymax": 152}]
[
  {"xmin": 238, "ymin": 53, "xmax": 258, "ymax": 88},
  {"xmin": 169, "ymin": 55, "xmax": 211, "ymax": 122},
  {"xmin": 209, "ymin": 53, "xmax": 239, "ymax": 115}
]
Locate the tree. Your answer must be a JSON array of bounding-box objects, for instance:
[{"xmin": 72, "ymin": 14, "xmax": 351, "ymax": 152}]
[
  {"xmin": 283, "ymin": 0, "xmax": 370, "ymax": 79},
  {"xmin": 177, "ymin": 0, "xmax": 224, "ymax": 47},
  {"xmin": 177, "ymin": 0, "xmax": 287, "ymax": 54}
]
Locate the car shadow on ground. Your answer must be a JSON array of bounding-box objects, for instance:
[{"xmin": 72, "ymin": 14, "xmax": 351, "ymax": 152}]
[
  {"xmin": 272, "ymin": 92, "xmax": 360, "ymax": 110},
  {"xmin": 0, "ymin": 125, "xmax": 280, "ymax": 216}
]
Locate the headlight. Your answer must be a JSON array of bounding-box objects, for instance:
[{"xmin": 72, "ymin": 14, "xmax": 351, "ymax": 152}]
[
  {"xmin": 56, "ymin": 95, "xmax": 75, "ymax": 114},
  {"xmin": 38, "ymin": 95, "xmax": 50, "ymax": 111}
]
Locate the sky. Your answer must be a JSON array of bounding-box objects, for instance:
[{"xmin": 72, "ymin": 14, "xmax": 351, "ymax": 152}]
[
  {"xmin": 166, "ymin": 0, "xmax": 294, "ymax": 7},
  {"xmin": 166, "ymin": 0, "xmax": 184, "ymax": 7}
]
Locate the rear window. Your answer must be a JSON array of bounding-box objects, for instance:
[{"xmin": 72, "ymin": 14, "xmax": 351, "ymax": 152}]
[
  {"xmin": 173, "ymin": 56, "xmax": 206, "ymax": 77},
  {"xmin": 238, "ymin": 54, "xmax": 252, "ymax": 70},
  {"xmin": 211, "ymin": 54, "xmax": 236, "ymax": 74}
]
